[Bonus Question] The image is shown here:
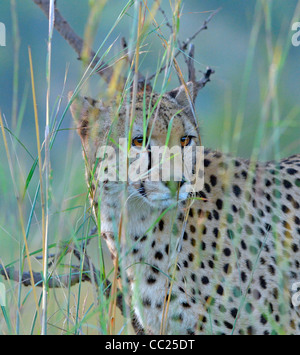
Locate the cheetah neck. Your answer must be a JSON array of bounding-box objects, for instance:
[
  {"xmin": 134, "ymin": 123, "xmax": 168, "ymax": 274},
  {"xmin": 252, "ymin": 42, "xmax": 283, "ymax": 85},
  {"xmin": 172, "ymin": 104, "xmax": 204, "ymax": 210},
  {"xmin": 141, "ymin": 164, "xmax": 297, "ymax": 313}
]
[
  {"xmin": 94, "ymin": 149, "xmax": 300, "ymax": 334},
  {"xmin": 97, "ymin": 149, "xmax": 248, "ymax": 255}
]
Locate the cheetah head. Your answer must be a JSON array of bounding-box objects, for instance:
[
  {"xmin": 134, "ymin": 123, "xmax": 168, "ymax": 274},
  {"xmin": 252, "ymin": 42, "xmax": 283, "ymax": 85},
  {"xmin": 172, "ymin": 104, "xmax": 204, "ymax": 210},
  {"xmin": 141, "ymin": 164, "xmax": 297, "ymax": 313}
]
[{"xmin": 69, "ymin": 82, "xmax": 202, "ymax": 209}]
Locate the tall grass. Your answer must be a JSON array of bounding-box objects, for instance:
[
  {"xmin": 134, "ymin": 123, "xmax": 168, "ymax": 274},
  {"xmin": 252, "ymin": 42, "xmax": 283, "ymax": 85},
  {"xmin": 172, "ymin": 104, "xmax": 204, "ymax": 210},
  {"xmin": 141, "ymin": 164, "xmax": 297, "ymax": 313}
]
[{"xmin": 0, "ymin": 0, "xmax": 299, "ymax": 335}]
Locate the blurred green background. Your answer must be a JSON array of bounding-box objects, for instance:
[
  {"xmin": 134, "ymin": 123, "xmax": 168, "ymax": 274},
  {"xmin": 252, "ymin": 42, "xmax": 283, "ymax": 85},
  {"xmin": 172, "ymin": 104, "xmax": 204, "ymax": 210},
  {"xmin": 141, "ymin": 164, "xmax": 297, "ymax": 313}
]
[
  {"xmin": 0, "ymin": 0, "xmax": 299, "ymax": 159},
  {"xmin": 0, "ymin": 0, "xmax": 299, "ymax": 334}
]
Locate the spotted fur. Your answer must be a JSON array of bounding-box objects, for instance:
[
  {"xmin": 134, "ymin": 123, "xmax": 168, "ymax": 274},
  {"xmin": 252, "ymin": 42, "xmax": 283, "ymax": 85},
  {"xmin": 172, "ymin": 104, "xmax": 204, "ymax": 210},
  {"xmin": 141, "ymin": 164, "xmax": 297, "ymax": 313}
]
[{"xmin": 69, "ymin": 84, "xmax": 300, "ymax": 335}]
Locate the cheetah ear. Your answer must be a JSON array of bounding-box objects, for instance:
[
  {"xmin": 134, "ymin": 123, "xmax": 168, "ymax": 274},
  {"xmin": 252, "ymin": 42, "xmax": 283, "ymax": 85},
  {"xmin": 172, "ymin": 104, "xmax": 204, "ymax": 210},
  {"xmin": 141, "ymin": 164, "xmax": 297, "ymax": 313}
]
[
  {"xmin": 167, "ymin": 82, "xmax": 195, "ymax": 107},
  {"xmin": 68, "ymin": 91, "xmax": 103, "ymax": 140}
]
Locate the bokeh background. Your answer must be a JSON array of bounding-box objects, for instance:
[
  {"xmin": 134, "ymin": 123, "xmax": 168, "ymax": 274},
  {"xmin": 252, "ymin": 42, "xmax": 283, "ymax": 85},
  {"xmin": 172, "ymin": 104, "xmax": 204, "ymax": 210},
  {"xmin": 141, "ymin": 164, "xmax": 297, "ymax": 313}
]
[{"xmin": 0, "ymin": 0, "xmax": 299, "ymax": 334}]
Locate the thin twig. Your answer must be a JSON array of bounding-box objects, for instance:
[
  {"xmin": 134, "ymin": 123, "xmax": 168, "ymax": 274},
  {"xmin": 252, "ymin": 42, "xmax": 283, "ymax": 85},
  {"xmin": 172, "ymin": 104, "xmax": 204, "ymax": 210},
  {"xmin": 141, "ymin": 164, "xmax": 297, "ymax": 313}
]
[
  {"xmin": 158, "ymin": 3, "xmax": 173, "ymax": 33},
  {"xmin": 0, "ymin": 265, "xmax": 90, "ymax": 288},
  {"xmin": 32, "ymin": 0, "xmax": 112, "ymax": 83},
  {"xmin": 32, "ymin": 0, "xmax": 150, "ymax": 91},
  {"xmin": 0, "ymin": 227, "xmax": 143, "ymax": 334},
  {"xmin": 187, "ymin": 43, "xmax": 196, "ymax": 83},
  {"xmin": 0, "ymin": 239, "xmax": 99, "ymax": 288},
  {"xmin": 180, "ymin": 8, "xmax": 221, "ymax": 52},
  {"xmin": 148, "ymin": 8, "xmax": 220, "ymax": 81},
  {"xmin": 196, "ymin": 66, "xmax": 215, "ymax": 91}
]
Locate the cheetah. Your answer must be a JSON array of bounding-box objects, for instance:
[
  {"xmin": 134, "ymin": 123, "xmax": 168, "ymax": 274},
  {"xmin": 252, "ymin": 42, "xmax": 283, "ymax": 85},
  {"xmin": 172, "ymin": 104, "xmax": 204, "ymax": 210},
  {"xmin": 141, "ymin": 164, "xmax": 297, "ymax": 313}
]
[{"xmin": 69, "ymin": 82, "xmax": 300, "ymax": 335}]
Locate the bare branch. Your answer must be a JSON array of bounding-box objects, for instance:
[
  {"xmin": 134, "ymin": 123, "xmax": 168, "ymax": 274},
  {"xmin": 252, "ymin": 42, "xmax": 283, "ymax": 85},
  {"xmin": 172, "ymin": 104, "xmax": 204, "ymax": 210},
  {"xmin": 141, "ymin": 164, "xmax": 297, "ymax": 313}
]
[
  {"xmin": 196, "ymin": 66, "xmax": 215, "ymax": 92},
  {"xmin": 0, "ymin": 227, "xmax": 144, "ymax": 334},
  {"xmin": 32, "ymin": 0, "xmax": 150, "ymax": 91},
  {"xmin": 148, "ymin": 8, "xmax": 220, "ymax": 81},
  {"xmin": 187, "ymin": 43, "xmax": 196, "ymax": 83},
  {"xmin": 0, "ymin": 265, "xmax": 89, "ymax": 288},
  {"xmin": 179, "ymin": 8, "xmax": 221, "ymax": 52},
  {"xmin": 0, "ymin": 237, "xmax": 101, "ymax": 289},
  {"xmin": 158, "ymin": 3, "xmax": 173, "ymax": 33},
  {"xmin": 32, "ymin": 0, "xmax": 113, "ymax": 83}
]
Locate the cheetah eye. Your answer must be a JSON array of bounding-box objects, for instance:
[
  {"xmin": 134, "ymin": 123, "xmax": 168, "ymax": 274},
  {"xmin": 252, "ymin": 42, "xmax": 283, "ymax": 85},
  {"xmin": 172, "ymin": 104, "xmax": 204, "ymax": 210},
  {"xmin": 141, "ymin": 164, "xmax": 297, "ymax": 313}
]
[
  {"xmin": 132, "ymin": 136, "xmax": 144, "ymax": 147},
  {"xmin": 180, "ymin": 136, "xmax": 192, "ymax": 147}
]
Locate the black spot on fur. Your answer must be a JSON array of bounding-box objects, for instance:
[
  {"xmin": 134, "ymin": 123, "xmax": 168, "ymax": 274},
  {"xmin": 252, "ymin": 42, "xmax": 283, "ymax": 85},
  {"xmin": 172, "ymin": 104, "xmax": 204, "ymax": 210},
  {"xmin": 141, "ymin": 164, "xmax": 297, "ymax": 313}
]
[
  {"xmin": 158, "ymin": 220, "xmax": 164, "ymax": 231},
  {"xmin": 155, "ymin": 251, "xmax": 163, "ymax": 260},
  {"xmin": 233, "ymin": 185, "xmax": 242, "ymax": 198}
]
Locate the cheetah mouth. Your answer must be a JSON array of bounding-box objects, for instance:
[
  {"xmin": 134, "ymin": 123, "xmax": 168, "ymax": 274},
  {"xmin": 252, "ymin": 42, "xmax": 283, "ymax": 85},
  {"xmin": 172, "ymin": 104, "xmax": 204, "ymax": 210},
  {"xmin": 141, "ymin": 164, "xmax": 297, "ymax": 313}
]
[
  {"xmin": 133, "ymin": 181, "xmax": 189, "ymax": 208},
  {"xmin": 141, "ymin": 192, "xmax": 189, "ymax": 208}
]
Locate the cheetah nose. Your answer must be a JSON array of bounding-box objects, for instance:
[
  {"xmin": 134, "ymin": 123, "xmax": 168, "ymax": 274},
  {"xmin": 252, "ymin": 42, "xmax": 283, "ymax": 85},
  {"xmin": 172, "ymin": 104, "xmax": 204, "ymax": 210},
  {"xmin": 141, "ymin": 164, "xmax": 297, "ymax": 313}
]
[{"xmin": 163, "ymin": 180, "xmax": 184, "ymax": 197}]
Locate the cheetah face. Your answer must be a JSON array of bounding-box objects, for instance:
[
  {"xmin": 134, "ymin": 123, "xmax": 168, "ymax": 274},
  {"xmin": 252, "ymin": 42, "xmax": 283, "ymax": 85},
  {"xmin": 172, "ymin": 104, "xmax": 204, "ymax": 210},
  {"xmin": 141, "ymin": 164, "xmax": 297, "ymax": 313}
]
[
  {"xmin": 127, "ymin": 111, "xmax": 200, "ymax": 209},
  {"xmin": 69, "ymin": 82, "xmax": 202, "ymax": 209}
]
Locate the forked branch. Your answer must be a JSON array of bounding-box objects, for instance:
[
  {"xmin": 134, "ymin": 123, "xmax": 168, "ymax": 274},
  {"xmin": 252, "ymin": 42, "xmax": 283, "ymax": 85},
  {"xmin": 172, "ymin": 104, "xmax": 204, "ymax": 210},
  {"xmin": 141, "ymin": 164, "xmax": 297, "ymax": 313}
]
[
  {"xmin": 32, "ymin": 0, "xmax": 149, "ymax": 90},
  {"xmin": 148, "ymin": 7, "xmax": 220, "ymax": 82},
  {"xmin": 32, "ymin": 0, "xmax": 113, "ymax": 83},
  {"xmin": 196, "ymin": 67, "xmax": 215, "ymax": 91},
  {"xmin": 179, "ymin": 8, "xmax": 221, "ymax": 52},
  {"xmin": 0, "ymin": 228, "xmax": 144, "ymax": 334},
  {"xmin": 0, "ymin": 230, "xmax": 104, "ymax": 289}
]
